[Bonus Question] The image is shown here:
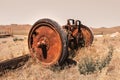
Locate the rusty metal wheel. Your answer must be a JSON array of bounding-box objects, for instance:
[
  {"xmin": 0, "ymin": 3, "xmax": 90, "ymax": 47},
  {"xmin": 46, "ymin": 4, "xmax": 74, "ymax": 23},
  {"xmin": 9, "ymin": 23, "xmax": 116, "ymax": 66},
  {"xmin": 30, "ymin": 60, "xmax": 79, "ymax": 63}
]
[
  {"xmin": 80, "ymin": 25, "xmax": 94, "ymax": 46},
  {"xmin": 73, "ymin": 25, "xmax": 94, "ymax": 47},
  {"xmin": 28, "ymin": 18, "xmax": 67, "ymax": 66}
]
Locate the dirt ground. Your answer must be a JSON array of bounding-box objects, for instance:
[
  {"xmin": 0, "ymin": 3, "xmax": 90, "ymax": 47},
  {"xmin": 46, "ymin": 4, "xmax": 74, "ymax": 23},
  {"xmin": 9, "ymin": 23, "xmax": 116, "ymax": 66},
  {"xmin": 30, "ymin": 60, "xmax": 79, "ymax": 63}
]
[{"xmin": 0, "ymin": 32, "xmax": 120, "ymax": 80}]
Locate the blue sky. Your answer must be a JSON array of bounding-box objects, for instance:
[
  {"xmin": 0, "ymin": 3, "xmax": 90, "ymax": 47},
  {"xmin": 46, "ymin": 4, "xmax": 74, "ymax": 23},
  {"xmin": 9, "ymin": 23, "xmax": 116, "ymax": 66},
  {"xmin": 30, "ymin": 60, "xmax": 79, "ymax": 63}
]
[{"xmin": 0, "ymin": 0, "xmax": 120, "ymax": 28}]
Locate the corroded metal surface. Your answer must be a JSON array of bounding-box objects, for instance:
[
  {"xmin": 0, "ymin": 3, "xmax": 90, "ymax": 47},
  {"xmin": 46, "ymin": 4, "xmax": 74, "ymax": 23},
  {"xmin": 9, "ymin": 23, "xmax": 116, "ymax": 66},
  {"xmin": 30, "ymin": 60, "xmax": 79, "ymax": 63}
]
[
  {"xmin": 28, "ymin": 19, "xmax": 67, "ymax": 66},
  {"xmin": 63, "ymin": 19, "xmax": 93, "ymax": 49},
  {"xmin": 28, "ymin": 18, "xmax": 94, "ymax": 66},
  {"xmin": 72, "ymin": 24, "xmax": 93, "ymax": 47},
  {"xmin": 31, "ymin": 26, "xmax": 62, "ymax": 65}
]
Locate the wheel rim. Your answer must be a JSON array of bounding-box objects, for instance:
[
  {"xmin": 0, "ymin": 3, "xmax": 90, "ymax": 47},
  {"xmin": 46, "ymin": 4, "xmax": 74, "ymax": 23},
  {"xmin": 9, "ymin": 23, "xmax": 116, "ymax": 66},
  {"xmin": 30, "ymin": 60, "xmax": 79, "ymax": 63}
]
[{"xmin": 28, "ymin": 23, "xmax": 62, "ymax": 66}]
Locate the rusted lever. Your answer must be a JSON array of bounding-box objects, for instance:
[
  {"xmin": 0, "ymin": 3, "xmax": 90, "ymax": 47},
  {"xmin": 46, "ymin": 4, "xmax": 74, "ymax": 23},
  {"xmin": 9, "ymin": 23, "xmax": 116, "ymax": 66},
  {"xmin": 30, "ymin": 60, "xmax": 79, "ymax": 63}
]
[
  {"xmin": 67, "ymin": 19, "xmax": 75, "ymax": 25},
  {"xmin": 37, "ymin": 40, "xmax": 47, "ymax": 59},
  {"xmin": 76, "ymin": 20, "xmax": 85, "ymax": 47},
  {"xmin": 75, "ymin": 20, "xmax": 81, "ymax": 33}
]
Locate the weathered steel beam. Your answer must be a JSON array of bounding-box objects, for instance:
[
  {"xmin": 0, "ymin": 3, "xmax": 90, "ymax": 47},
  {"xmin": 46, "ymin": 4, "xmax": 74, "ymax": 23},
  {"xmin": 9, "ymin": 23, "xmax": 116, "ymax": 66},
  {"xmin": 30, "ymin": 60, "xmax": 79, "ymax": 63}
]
[{"xmin": 0, "ymin": 54, "xmax": 30, "ymax": 75}]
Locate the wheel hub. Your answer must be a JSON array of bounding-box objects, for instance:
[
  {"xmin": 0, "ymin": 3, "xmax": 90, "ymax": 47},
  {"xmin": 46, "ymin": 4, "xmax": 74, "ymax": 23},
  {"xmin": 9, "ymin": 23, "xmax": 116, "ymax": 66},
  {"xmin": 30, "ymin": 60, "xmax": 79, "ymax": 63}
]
[{"xmin": 37, "ymin": 36, "xmax": 49, "ymax": 50}]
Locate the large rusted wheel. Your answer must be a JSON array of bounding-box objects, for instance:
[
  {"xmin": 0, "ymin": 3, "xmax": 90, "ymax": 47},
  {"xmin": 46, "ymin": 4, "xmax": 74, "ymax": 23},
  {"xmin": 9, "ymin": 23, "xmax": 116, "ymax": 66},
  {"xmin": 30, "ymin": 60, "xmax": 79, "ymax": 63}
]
[{"xmin": 28, "ymin": 18, "xmax": 68, "ymax": 66}]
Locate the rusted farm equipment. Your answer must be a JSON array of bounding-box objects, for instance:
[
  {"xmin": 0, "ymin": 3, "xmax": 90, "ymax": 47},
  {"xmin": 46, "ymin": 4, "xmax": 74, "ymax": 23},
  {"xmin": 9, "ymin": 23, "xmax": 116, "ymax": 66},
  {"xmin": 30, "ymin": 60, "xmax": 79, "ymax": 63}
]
[{"xmin": 28, "ymin": 18, "xmax": 94, "ymax": 67}]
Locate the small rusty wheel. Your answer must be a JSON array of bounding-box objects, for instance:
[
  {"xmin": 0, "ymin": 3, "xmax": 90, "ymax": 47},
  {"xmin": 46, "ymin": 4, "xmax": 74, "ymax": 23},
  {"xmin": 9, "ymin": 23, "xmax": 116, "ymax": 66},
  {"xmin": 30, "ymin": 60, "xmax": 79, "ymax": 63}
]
[
  {"xmin": 73, "ymin": 25, "xmax": 94, "ymax": 47},
  {"xmin": 81, "ymin": 25, "xmax": 94, "ymax": 46},
  {"xmin": 28, "ymin": 18, "xmax": 67, "ymax": 66}
]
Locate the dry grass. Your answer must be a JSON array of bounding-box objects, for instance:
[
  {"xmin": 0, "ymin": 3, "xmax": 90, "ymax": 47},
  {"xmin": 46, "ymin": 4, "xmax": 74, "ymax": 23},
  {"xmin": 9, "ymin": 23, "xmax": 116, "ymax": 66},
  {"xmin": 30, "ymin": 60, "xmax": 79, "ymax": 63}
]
[
  {"xmin": 0, "ymin": 35, "xmax": 29, "ymax": 61},
  {"xmin": 0, "ymin": 32, "xmax": 120, "ymax": 80}
]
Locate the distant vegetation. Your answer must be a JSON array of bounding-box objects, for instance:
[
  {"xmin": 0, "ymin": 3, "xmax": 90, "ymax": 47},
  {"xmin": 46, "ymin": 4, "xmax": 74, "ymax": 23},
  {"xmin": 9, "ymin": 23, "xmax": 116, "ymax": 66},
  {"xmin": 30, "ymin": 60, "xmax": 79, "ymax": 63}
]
[
  {"xmin": 0, "ymin": 24, "xmax": 120, "ymax": 35},
  {"xmin": 0, "ymin": 24, "xmax": 31, "ymax": 35},
  {"xmin": 92, "ymin": 26, "xmax": 120, "ymax": 35}
]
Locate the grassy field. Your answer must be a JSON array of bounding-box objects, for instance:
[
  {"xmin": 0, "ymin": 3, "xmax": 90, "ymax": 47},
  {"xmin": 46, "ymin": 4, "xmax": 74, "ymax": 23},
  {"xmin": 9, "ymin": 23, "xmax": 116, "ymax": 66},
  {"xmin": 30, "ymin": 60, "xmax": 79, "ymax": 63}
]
[{"xmin": 0, "ymin": 30, "xmax": 120, "ymax": 80}]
